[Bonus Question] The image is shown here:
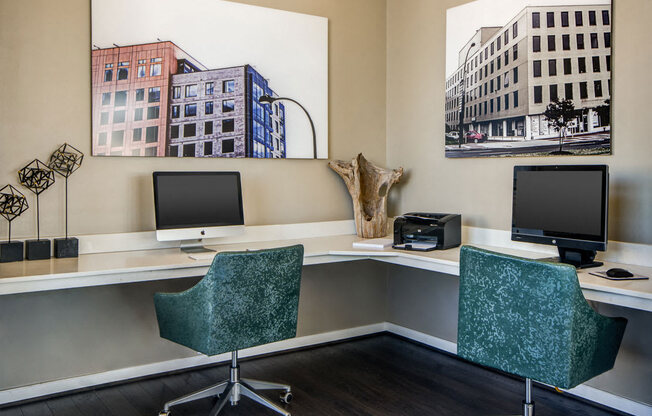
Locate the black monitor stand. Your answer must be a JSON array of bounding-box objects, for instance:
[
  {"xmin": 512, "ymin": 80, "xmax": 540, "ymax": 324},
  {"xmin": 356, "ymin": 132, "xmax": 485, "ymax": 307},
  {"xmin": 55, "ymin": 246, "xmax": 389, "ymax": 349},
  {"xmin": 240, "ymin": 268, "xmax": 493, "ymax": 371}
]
[{"xmin": 556, "ymin": 247, "xmax": 603, "ymax": 269}]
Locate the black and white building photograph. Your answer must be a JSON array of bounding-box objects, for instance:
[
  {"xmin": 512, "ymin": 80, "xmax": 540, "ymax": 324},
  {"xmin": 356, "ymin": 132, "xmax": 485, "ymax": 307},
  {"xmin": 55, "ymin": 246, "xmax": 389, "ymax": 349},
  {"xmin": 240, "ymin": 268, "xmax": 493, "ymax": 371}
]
[{"xmin": 445, "ymin": 0, "xmax": 612, "ymax": 158}]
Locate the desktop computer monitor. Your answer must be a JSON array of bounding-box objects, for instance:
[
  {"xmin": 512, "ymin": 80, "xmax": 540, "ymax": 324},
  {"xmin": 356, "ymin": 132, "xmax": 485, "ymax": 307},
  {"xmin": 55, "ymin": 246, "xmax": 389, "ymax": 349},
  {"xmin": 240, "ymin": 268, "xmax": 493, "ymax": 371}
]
[
  {"xmin": 511, "ymin": 165, "xmax": 608, "ymax": 269},
  {"xmin": 153, "ymin": 171, "xmax": 244, "ymax": 252}
]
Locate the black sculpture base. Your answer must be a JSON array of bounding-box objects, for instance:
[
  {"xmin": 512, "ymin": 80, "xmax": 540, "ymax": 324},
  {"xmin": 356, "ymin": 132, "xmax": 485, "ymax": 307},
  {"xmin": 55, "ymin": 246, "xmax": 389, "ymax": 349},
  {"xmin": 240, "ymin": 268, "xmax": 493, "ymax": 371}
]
[
  {"xmin": 0, "ymin": 241, "xmax": 24, "ymax": 263},
  {"xmin": 25, "ymin": 239, "xmax": 51, "ymax": 260},
  {"xmin": 54, "ymin": 237, "xmax": 79, "ymax": 258}
]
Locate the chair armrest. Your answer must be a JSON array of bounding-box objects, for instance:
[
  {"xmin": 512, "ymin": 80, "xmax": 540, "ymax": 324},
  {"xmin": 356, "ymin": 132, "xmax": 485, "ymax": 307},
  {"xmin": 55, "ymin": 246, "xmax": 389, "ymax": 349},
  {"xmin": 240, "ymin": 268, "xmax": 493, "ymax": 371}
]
[
  {"xmin": 154, "ymin": 280, "xmax": 212, "ymax": 354},
  {"xmin": 567, "ymin": 298, "xmax": 628, "ymax": 388},
  {"xmin": 588, "ymin": 314, "xmax": 627, "ymax": 373}
]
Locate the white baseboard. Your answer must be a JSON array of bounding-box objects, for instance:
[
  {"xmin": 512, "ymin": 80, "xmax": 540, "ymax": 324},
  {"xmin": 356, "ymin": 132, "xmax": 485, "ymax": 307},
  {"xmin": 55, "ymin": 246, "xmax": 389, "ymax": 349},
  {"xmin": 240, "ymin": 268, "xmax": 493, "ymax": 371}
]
[
  {"xmin": 0, "ymin": 323, "xmax": 384, "ymax": 406},
  {"xmin": 1, "ymin": 322, "xmax": 648, "ymax": 415},
  {"xmin": 566, "ymin": 383, "xmax": 652, "ymax": 416},
  {"xmin": 384, "ymin": 322, "xmax": 457, "ymax": 354}
]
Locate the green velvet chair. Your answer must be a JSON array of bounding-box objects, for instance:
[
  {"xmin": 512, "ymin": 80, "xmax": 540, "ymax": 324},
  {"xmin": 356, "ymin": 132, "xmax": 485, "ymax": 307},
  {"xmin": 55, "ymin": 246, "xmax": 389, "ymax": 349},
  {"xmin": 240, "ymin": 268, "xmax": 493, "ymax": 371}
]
[
  {"xmin": 457, "ymin": 245, "xmax": 627, "ymax": 416},
  {"xmin": 154, "ymin": 244, "xmax": 304, "ymax": 416}
]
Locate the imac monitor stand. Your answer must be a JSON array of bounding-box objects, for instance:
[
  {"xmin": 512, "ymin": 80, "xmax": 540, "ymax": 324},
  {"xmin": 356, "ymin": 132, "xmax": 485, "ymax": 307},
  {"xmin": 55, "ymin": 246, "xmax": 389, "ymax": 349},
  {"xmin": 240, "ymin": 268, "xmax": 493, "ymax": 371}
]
[{"xmin": 153, "ymin": 172, "xmax": 245, "ymax": 252}]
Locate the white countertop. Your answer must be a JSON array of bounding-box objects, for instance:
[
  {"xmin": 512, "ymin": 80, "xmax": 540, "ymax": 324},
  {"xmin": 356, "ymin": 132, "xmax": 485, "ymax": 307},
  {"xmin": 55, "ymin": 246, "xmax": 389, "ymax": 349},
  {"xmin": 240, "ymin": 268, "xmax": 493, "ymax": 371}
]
[{"xmin": 1, "ymin": 233, "xmax": 650, "ymax": 311}]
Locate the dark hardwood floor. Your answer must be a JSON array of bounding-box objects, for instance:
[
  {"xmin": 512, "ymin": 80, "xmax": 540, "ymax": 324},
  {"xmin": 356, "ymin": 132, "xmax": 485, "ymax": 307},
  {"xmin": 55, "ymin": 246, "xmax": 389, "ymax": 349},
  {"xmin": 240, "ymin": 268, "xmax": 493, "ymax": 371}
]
[{"xmin": 0, "ymin": 334, "xmax": 625, "ymax": 416}]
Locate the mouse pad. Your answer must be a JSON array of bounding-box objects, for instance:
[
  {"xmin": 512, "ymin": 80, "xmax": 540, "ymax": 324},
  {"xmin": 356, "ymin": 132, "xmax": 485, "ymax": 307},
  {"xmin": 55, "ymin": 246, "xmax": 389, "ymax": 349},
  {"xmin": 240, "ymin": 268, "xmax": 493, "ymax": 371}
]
[{"xmin": 589, "ymin": 271, "xmax": 649, "ymax": 281}]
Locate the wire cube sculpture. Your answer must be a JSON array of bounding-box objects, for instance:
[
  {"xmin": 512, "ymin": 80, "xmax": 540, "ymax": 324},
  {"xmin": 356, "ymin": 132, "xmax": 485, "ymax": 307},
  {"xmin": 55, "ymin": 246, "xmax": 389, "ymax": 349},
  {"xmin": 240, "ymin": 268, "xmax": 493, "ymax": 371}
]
[
  {"xmin": 0, "ymin": 184, "xmax": 29, "ymax": 222},
  {"xmin": 18, "ymin": 159, "xmax": 55, "ymax": 195},
  {"xmin": 0, "ymin": 184, "xmax": 29, "ymax": 242},
  {"xmin": 49, "ymin": 143, "xmax": 84, "ymax": 178}
]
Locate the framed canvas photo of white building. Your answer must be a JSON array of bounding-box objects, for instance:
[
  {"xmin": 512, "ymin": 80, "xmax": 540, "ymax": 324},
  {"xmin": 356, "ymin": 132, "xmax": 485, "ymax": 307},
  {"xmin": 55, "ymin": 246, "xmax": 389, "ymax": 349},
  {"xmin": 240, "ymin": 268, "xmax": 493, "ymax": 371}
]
[
  {"xmin": 445, "ymin": 0, "xmax": 612, "ymax": 158},
  {"xmin": 91, "ymin": 0, "xmax": 328, "ymax": 159}
]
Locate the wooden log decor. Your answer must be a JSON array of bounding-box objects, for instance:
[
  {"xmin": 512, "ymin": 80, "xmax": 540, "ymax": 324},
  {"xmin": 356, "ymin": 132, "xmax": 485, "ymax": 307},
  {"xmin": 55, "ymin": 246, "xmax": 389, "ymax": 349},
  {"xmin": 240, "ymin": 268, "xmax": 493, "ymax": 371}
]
[{"xmin": 329, "ymin": 153, "xmax": 403, "ymax": 238}]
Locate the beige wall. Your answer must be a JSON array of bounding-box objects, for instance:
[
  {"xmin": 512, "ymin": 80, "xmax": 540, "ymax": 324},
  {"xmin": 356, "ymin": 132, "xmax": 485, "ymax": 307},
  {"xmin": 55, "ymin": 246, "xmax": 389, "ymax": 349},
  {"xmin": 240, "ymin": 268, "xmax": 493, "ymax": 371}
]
[
  {"xmin": 0, "ymin": 0, "xmax": 387, "ymax": 239},
  {"xmin": 5, "ymin": 0, "xmax": 647, "ymax": 243},
  {"xmin": 387, "ymin": 0, "xmax": 652, "ymax": 245}
]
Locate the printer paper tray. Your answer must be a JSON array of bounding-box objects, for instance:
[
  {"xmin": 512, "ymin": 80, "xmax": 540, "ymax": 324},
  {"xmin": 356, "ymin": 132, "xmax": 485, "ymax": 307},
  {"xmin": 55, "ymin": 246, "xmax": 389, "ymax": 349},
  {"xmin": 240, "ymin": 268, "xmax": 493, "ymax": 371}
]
[{"xmin": 392, "ymin": 242, "xmax": 438, "ymax": 252}]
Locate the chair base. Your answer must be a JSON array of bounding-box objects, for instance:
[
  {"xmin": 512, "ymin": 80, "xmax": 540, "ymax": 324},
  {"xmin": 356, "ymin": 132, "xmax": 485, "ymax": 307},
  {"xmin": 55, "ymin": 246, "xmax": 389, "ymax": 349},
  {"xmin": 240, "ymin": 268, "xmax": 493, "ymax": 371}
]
[
  {"xmin": 499, "ymin": 378, "xmax": 535, "ymax": 416},
  {"xmin": 504, "ymin": 402, "xmax": 534, "ymax": 416},
  {"xmin": 510, "ymin": 378, "xmax": 534, "ymax": 416},
  {"xmin": 159, "ymin": 351, "xmax": 292, "ymax": 416}
]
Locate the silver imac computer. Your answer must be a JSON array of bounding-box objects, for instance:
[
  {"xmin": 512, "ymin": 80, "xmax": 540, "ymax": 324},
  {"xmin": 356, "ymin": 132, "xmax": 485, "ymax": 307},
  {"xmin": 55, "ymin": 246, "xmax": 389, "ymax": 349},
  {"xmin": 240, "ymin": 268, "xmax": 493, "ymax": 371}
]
[{"xmin": 153, "ymin": 171, "xmax": 244, "ymax": 252}]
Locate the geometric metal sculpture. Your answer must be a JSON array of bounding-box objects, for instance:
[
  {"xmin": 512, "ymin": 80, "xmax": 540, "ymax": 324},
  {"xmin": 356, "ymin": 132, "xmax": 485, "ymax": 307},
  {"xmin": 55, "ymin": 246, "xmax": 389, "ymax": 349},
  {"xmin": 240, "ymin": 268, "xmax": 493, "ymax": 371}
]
[
  {"xmin": 48, "ymin": 143, "xmax": 84, "ymax": 258},
  {"xmin": 18, "ymin": 159, "xmax": 56, "ymax": 197},
  {"xmin": 0, "ymin": 184, "xmax": 29, "ymax": 241},
  {"xmin": 18, "ymin": 159, "xmax": 55, "ymax": 260},
  {"xmin": 49, "ymin": 143, "xmax": 84, "ymax": 178},
  {"xmin": 18, "ymin": 159, "xmax": 55, "ymax": 239},
  {"xmin": 0, "ymin": 184, "xmax": 29, "ymax": 262}
]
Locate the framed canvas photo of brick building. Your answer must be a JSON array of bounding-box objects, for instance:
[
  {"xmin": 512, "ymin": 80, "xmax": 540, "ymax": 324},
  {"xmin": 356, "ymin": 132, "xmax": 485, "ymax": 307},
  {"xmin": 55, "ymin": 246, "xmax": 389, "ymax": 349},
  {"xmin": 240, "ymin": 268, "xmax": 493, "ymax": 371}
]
[
  {"xmin": 444, "ymin": 0, "xmax": 612, "ymax": 158},
  {"xmin": 91, "ymin": 0, "xmax": 328, "ymax": 159}
]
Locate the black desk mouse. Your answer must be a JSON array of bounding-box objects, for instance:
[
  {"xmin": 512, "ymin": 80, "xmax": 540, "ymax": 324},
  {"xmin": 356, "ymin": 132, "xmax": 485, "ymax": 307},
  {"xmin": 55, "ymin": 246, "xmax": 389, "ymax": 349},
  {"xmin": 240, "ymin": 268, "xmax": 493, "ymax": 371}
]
[{"xmin": 606, "ymin": 268, "xmax": 633, "ymax": 278}]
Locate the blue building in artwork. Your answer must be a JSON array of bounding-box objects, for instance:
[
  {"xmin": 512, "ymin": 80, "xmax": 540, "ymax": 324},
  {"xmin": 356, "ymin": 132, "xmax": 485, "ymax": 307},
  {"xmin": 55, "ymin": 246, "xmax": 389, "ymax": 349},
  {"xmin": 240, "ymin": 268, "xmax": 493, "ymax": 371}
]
[
  {"xmin": 168, "ymin": 62, "xmax": 286, "ymax": 158},
  {"xmin": 245, "ymin": 66, "xmax": 286, "ymax": 158}
]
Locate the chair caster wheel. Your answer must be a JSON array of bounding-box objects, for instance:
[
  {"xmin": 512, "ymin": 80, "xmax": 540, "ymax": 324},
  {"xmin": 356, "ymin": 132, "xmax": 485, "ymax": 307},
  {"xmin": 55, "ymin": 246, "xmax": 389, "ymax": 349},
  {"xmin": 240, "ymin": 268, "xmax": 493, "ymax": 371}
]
[{"xmin": 280, "ymin": 390, "xmax": 293, "ymax": 404}]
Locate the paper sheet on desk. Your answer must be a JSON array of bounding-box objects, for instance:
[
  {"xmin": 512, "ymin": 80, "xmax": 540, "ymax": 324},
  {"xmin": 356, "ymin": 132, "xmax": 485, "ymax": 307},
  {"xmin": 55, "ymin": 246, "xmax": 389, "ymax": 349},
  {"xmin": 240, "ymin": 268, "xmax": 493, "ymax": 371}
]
[
  {"xmin": 352, "ymin": 238, "xmax": 393, "ymax": 249},
  {"xmin": 589, "ymin": 271, "xmax": 649, "ymax": 281}
]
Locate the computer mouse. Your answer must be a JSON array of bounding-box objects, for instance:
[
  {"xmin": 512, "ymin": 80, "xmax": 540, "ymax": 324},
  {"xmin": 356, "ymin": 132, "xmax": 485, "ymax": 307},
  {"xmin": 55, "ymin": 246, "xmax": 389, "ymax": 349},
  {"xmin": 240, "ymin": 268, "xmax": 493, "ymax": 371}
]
[{"xmin": 606, "ymin": 268, "xmax": 633, "ymax": 278}]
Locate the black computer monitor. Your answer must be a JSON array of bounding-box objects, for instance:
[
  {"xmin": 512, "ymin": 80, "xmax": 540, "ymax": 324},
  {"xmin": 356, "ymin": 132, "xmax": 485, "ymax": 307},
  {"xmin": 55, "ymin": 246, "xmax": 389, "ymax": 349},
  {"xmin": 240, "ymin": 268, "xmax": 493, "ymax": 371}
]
[
  {"xmin": 511, "ymin": 165, "xmax": 608, "ymax": 268},
  {"xmin": 153, "ymin": 171, "xmax": 244, "ymax": 252}
]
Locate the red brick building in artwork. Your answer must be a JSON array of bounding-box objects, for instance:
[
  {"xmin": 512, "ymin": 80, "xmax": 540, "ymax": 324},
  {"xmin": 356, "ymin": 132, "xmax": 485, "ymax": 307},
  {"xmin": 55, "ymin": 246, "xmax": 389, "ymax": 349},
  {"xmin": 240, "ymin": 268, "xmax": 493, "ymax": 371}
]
[{"xmin": 91, "ymin": 42, "xmax": 205, "ymax": 156}]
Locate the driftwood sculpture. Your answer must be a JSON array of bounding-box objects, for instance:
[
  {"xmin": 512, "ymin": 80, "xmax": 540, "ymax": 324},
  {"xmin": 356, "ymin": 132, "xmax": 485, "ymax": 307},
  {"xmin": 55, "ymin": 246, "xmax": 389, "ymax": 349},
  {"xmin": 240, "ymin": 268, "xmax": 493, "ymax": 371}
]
[{"xmin": 329, "ymin": 154, "xmax": 403, "ymax": 238}]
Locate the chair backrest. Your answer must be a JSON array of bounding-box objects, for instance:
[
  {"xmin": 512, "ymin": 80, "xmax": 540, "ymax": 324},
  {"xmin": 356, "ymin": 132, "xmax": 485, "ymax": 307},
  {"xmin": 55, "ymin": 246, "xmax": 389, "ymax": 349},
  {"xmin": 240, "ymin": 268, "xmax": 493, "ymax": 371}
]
[
  {"xmin": 457, "ymin": 245, "xmax": 626, "ymax": 389},
  {"xmin": 155, "ymin": 244, "xmax": 304, "ymax": 356}
]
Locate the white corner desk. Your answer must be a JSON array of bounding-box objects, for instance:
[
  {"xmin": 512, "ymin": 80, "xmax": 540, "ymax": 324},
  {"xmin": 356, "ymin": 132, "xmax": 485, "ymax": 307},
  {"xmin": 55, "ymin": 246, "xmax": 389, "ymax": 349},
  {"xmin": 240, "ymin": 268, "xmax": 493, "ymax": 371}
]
[
  {"xmin": 0, "ymin": 222, "xmax": 650, "ymax": 414},
  {"xmin": 1, "ymin": 233, "xmax": 650, "ymax": 311}
]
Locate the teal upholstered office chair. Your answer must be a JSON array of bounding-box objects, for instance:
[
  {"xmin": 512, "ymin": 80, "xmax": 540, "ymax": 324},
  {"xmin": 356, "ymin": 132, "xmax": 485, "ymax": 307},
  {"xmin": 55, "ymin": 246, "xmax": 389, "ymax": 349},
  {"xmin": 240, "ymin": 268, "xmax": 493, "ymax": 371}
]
[
  {"xmin": 457, "ymin": 245, "xmax": 627, "ymax": 416},
  {"xmin": 154, "ymin": 244, "xmax": 304, "ymax": 416}
]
